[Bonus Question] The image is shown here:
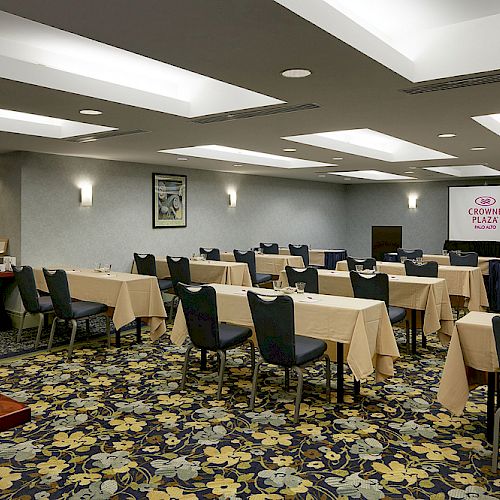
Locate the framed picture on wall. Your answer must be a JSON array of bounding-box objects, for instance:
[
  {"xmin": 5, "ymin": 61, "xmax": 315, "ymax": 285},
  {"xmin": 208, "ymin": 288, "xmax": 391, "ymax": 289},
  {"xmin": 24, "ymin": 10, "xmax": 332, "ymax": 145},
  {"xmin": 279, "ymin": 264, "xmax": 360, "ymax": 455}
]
[{"xmin": 152, "ymin": 173, "xmax": 187, "ymax": 228}]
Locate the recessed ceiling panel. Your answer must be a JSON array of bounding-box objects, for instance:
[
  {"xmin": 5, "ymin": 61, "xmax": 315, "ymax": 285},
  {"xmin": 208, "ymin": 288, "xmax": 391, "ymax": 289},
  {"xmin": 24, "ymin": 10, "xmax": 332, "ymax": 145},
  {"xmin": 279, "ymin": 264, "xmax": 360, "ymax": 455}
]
[
  {"xmin": 423, "ymin": 165, "xmax": 500, "ymax": 177},
  {"xmin": 328, "ymin": 170, "xmax": 416, "ymax": 181}
]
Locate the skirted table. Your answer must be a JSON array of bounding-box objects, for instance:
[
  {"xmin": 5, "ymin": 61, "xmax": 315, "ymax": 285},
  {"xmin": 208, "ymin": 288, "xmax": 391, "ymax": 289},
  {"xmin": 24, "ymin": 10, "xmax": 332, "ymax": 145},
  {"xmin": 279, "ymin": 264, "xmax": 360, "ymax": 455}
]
[{"xmin": 221, "ymin": 252, "xmax": 304, "ymax": 275}]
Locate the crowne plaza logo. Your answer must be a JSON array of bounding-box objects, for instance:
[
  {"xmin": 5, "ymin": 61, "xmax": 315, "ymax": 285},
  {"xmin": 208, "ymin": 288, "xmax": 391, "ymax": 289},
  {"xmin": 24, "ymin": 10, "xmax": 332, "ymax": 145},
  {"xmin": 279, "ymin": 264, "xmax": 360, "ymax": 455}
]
[{"xmin": 475, "ymin": 196, "xmax": 496, "ymax": 206}]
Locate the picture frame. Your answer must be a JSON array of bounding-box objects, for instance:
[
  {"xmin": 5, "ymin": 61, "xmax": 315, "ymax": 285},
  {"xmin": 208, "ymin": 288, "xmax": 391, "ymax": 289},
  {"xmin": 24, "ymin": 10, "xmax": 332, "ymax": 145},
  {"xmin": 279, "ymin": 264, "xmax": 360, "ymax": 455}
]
[
  {"xmin": 0, "ymin": 238, "xmax": 8, "ymax": 255},
  {"xmin": 152, "ymin": 173, "xmax": 187, "ymax": 228}
]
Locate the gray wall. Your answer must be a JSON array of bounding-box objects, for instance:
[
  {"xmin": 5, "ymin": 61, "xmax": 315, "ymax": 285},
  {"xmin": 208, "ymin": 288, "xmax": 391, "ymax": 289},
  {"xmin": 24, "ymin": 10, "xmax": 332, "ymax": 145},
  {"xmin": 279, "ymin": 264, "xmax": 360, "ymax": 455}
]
[
  {"xmin": 18, "ymin": 152, "xmax": 347, "ymax": 271},
  {"xmin": 0, "ymin": 153, "xmax": 22, "ymax": 260},
  {"xmin": 344, "ymin": 180, "xmax": 490, "ymax": 257}
]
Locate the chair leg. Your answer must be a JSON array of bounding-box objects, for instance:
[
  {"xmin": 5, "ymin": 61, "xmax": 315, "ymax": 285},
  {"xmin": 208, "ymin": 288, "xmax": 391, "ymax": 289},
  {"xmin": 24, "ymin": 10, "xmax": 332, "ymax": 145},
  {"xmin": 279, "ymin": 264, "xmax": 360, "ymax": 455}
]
[
  {"xmin": 85, "ymin": 318, "xmax": 90, "ymax": 334},
  {"xmin": 249, "ymin": 360, "xmax": 263, "ymax": 410},
  {"xmin": 292, "ymin": 366, "xmax": 304, "ymax": 424},
  {"xmin": 16, "ymin": 312, "xmax": 27, "ymax": 343},
  {"xmin": 492, "ymin": 408, "xmax": 500, "ymax": 472},
  {"xmin": 284, "ymin": 368, "xmax": 290, "ymax": 391},
  {"xmin": 34, "ymin": 313, "xmax": 44, "ymax": 348},
  {"xmin": 405, "ymin": 320, "xmax": 410, "ymax": 355},
  {"xmin": 67, "ymin": 319, "xmax": 78, "ymax": 360},
  {"xmin": 105, "ymin": 315, "xmax": 111, "ymax": 348},
  {"xmin": 248, "ymin": 339, "xmax": 255, "ymax": 373},
  {"xmin": 47, "ymin": 318, "xmax": 58, "ymax": 351},
  {"xmin": 180, "ymin": 344, "xmax": 193, "ymax": 390},
  {"xmin": 325, "ymin": 355, "xmax": 331, "ymax": 402},
  {"xmin": 216, "ymin": 349, "xmax": 226, "ymax": 400},
  {"xmin": 136, "ymin": 317, "xmax": 142, "ymax": 344}
]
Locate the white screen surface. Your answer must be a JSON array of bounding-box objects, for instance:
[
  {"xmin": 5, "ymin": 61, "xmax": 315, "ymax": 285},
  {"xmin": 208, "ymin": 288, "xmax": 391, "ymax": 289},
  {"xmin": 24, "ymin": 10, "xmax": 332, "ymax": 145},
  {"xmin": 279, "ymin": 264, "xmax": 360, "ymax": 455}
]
[{"xmin": 449, "ymin": 186, "xmax": 500, "ymax": 241}]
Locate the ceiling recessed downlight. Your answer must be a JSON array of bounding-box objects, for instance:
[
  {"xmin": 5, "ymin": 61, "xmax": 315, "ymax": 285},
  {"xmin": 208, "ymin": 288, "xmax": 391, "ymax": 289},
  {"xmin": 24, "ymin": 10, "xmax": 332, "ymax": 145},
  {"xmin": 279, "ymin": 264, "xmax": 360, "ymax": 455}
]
[
  {"xmin": 282, "ymin": 128, "xmax": 455, "ymax": 162},
  {"xmin": 282, "ymin": 148, "xmax": 296, "ymax": 152},
  {"xmin": 470, "ymin": 147, "xmax": 487, "ymax": 151},
  {"xmin": 328, "ymin": 170, "xmax": 415, "ymax": 181},
  {"xmin": 423, "ymin": 165, "xmax": 500, "ymax": 177},
  {"xmin": 437, "ymin": 133, "xmax": 456, "ymax": 138},
  {"xmin": 79, "ymin": 109, "xmax": 102, "ymax": 116},
  {"xmin": 281, "ymin": 68, "xmax": 312, "ymax": 78},
  {"xmin": 158, "ymin": 145, "xmax": 331, "ymax": 169},
  {"xmin": 177, "ymin": 157, "xmax": 188, "ymax": 161},
  {"xmin": 332, "ymin": 157, "xmax": 343, "ymax": 160},
  {"xmin": 0, "ymin": 108, "xmax": 115, "ymax": 138}
]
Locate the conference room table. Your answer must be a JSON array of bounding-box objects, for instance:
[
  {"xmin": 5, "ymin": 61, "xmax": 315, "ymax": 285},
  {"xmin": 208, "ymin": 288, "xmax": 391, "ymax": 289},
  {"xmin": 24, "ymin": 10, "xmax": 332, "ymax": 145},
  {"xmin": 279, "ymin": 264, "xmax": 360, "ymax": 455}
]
[
  {"xmin": 423, "ymin": 254, "xmax": 495, "ymax": 276},
  {"xmin": 336, "ymin": 261, "xmax": 489, "ymax": 312},
  {"xmin": 437, "ymin": 312, "xmax": 499, "ymax": 440},
  {"xmin": 279, "ymin": 269, "xmax": 455, "ymax": 346},
  {"xmin": 34, "ymin": 268, "xmax": 167, "ymax": 344},
  {"xmin": 220, "ymin": 252, "xmax": 304, "ymax": 275},
  {"xmin": 278, "ymin": 248, "xmax": 345, "ymax": 267},
  {"xmin": 170, "ymin": 283, "xmax": 400, "ymax": 403},
  {"xmin": 132, "ymin": 258, "xmax": 252, "ymax": 286}
]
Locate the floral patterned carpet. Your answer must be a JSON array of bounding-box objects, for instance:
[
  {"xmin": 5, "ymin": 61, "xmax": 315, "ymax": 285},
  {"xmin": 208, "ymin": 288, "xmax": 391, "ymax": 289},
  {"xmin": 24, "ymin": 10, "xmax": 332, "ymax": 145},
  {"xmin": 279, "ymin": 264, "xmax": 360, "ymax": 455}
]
[{"xmin": 0, "ymin": 326, "xmax": 499, "ymax": 499}]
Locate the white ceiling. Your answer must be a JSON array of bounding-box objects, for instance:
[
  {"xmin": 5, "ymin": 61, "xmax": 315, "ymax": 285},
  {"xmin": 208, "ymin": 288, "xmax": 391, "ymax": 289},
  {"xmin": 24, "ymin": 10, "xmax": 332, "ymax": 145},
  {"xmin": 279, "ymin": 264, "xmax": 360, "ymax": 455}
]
[{"xmin": 0, "ymin": 0, "xmax": 500, "ymax": 184}]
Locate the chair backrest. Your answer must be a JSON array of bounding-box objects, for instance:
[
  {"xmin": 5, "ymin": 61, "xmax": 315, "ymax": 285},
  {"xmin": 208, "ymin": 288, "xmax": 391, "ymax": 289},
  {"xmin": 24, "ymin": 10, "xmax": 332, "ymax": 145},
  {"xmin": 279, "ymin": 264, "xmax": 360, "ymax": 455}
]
[
  {"xmin": 350, "ymin": 271, "xmax": 389, "ymax": 306},
  {"xmin": 233, "ymin": 250, "xmax": 257, "ymax": 284},
  {"xmin": 43, "ymin": 268, "xmax": 74, "ymax": 319},
  {"xmin": 12, "ymin": 265, "xmax": 41, "ymax": 313},
  {"xmin": 397, "ymin": 248, "xmax": 423, "ymax": 260},
  {"xmin": 134, "ymin": 253, "xmax": 157, "ymax": 276},
  {"xmin": 288, "ymin": 244, "xmax": 309, "ymax": 267},
  {"xmin": 285, "ymin": 266, "xmax": 318, "ymax": 293},
  {"xmin": 347, "ymin": 257, "xmax": 376, "ymax": 271},
  {"xmin": 404, "ymin": 260, "xmax": 438, "ymax": 278},
  {"xmin": 493, "ymin": 316, "xmax": 500, "ymax": 366},
  {"xmin": 177, "ymin": 283, "xmax": 219, "ymax": 350},
  {"xmin": 247, "ymin": 290, "xmax": 296, "ymax": 367},
  {"xmin": 260, "ymin": 242, "xmax": 279, "ymax": 255},
  {"xmin": 199, "ymin": 247, "xmax": 220, "ymax": 261},
  {"xmin": 167, "ymin": 257, "xmax": 191, "ymax": 293},
  {"xmin": 488, "ymin": 260, "xmax": 500, "ymax": 312},
  {"xmin": 449, "ymin": 251, "xmax": 478, "ymax": 267}
]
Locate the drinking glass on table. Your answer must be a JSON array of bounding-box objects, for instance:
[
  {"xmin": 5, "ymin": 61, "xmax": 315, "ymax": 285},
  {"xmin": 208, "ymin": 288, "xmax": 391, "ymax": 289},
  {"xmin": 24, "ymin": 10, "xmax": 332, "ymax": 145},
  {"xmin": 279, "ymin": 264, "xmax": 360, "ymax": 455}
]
[
  {"xmin": 355, "ymin": 264, "xmax": 363, "ymax": 272},
  {"xmin": 272, "ymin": 280, "xmax": 281, "ymax": 291},
  {"xmin": 400, "ymin": 257, "xmax": 407, "ymax": 263},
  {"xmin": 201, "ymin": 253, "xmax": 207, "ymax": 261},
  {"xmin": 442, "ymin": 249, "xmax": 448, "ymax": 256},
  {"xmin": 94, "ymin": 262, "xmax": 101, "ymax": 272},
  {"xmin": 296, "ymin": 282, "xmax": 306, "ymax": 294},
  {"xmin": 103, "ymin": 264, "xmax": 112, "ymax": 273}
]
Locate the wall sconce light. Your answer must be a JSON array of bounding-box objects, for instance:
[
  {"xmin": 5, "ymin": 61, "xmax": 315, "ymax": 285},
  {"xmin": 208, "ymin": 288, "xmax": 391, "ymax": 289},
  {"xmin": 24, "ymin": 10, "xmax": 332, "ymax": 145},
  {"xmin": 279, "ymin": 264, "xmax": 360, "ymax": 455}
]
[
  {"xmin": 408, "ymin": 194, "xmax": 417, "ymax": 209},
  {"xmin": 228, "ymin": 190, "xmax": 237, "ymax": 208},
  {"xmin": 80, "ymin": 183, "xmax": 93, "ymax": 207}
]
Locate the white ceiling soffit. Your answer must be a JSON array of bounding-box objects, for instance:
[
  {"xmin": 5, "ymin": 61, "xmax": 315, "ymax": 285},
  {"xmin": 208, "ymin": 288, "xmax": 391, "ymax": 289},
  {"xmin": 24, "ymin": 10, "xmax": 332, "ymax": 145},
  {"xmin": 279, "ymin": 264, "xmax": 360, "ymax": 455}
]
[
  {"xmin": 283, "ymin": 128, "xmax": 455, "ymax": 162},
  {"xmin": 423, "ymin": 165, "xmax": 500, "ymax": 177},
  {"xmin": 0, "ymin": 108, "xmax": 115, "ymax": 138},
  {"xmin": 274, "ymin": 0, "xmax": 500, "ymax": 82},
  {"xmin": 472, "ymin": 113, "xmax": 500, "ymax": 136},
  {"xmin": 0, "ymin": 11, "xmax": 284, "ymax": 117},
  {"xmin": 328, "ymin": 170, "xmax": 415, "ymax": 181},
  {"xmin": 158, "ymin": 145, "xmax": 333, "ymax": 169}
]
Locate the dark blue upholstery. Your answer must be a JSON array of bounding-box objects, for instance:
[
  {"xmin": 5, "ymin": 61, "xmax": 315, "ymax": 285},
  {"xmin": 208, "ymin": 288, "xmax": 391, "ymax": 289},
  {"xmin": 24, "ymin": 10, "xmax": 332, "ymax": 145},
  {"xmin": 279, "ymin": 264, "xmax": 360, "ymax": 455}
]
[
  {"xmin": 167, "ymin": 257, "xmax": 191, "ymax": 294},
  {"xmin": 288, "ymin": 245, "xmax": 309, "ymax": 267},
  {"xmin": 234, "ymin": 250, "xmax": 271, "ymax": 286},
  {"xmin": 158, "ymin": 279, "xmax": 173, "ymax": 291},
  {"xmin": 38, "ymin": 296, "xmax": 54, "ymax": 313},
  {"xmin": 199, "ymin": 248, "xmax": 221, "ymax": 261},
  {"xmin": 488, "ymin": 260, "xmax": 500, "ymax": 312},
  {"xmin": 388, "ymin": 306, "xmax": 406, "ymax": 324},
  {"xmin": 260, "ymin": 243, "xmax": 279, "ymax": 255},
  {"xmin": 324, "ymin": 250, "xmax": 347, "ymax": 270},
  {"xmin": 347, "ymin": 257, "xmax": 376, "ymax": 271},
  {"xmin": 218, "ymin": 324, "xmax": 252, "ymax": 349},
  {"xmin": 383, "ymin": 252, "xmax": 399, "ymax": 262},
  {"xmin": 450, "ymin": 251, "xmax": 479, "ymax": 267},
  {"xmin": 294, "ymin": 335, "xmax": 328, "ymax": 365},
  {"xmin": 404, "ymin": 260, "xmax": 438, "ymax": 278},
  {"xmin": 71, "ymin": 301, "xmax": 108, "ymax": 319},
  {"xmin": 397, "ymin": 248, "xmax": 423, "ymax": 260},
  {"xmin": 493, "ymin": 316, "xmax": 500, "ymax": 366},
  {"xmin": 255, "ymin": 273, "xmax": 273, "ymax": 285},
  {"xmin": 285, "ymin": 266, "xmax": 319, "ymax": 294},
  {"xmin": 13, "ymin": 265, "xmax": 53, "ymax": 314},
  {"xmin": 134, "ymin": 253, "xmax": 157, "ymax": 276}
]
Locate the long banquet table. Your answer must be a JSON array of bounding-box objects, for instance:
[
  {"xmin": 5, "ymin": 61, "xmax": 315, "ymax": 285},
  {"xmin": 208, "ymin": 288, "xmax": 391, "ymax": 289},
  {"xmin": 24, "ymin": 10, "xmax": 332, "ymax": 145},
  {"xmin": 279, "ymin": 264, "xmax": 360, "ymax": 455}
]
[
  {"xmin": 280, "ymin": 269, "xmax": 454, "ymax": 343},
  {"xmin": 220, "ymin": 252, "xmax": 304, "ymax": 275},
  {"xmin": 437, "ymin": 311, "xmax": 499, "ymax": 439},
  {"xmin": 278, "ymin": 248, "xmax": 344, "ymax": 267},
  {"xmin": 170, "ymin": 283, "xmax": 400, "ymax": 402},
  {"xmin": 34, "ymin": 268, "xmax": 167, "ymax": 341},
  {"xmin": 423, "ymin": 254, "xmax": 495, "ymax": 276},
  {"xmin": 336, "ymin": 260, "xmax": 488, "ymax": 312},
  {"xmin": 132, "ymin": 258, "xmax": 252, "ymax": 286}
]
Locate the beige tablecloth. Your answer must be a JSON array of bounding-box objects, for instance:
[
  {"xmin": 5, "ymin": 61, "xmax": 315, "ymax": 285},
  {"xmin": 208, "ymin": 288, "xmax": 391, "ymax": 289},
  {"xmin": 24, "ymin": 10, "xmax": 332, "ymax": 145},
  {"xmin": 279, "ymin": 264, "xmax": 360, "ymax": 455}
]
[
  {"xmin": 280, "ymin": 269, "xmax": 454, "ymax": 340},
  {"xmin": 279, "ymin": 248, "xmax": 338, "ymax": 267},
  {"xmin": 132, "ymin": 258, "xmax": 252, "ymax": 286},
  {"xmin": 336, "ymin": 260, "xmax": 488, "ymax": 312},
  {"xmin": 221, "ymin": 252, "xmax": 304, "ymax": 275},
  {"xmin": 34, "ymin": 268, "xmax": 167, "ymax": 339},
  {"xmin": 423, "ymin": 254, "xmax": 494, "ymax": 276},
  {"xmin": 438, "ymin": 311, "xmax": 500, "ymax": 415},
  {"xmin": 171, "ymin": 283, "xmax": 399, "ymax": 382}
]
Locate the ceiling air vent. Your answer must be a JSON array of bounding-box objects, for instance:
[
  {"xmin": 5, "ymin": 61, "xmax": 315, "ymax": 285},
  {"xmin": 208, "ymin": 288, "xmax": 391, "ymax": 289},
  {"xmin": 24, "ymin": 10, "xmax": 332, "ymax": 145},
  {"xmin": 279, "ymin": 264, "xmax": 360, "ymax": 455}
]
[
  {"xmin": 65, "ymin": 129, "xmax": 149, "ymax": 143},
  {"xmin": 191, "ymin": 103, "xmax": 320, "ymax": 124},
  {"xmin": 401, "ymin": 73, "xmax": 500, "ymax": 94}
]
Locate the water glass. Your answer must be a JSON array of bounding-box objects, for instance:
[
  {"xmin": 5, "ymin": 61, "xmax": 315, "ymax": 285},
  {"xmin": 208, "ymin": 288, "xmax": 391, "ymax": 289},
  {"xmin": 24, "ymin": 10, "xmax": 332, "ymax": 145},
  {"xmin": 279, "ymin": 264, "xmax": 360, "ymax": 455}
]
[
  {"xmin": 201, "ymin": 253, "xmax": 207, "ymax": 261},
  {"xmin": 442, "ymin": 250, "xmax": 448, "ymax": 256},
  {"xmin": 355, "ymin": 265, "xmax": 363, "ymax": 272},
  {"xmin": 400, "ymin": 257, "xmax": 407, "ymax": 263},
  {"xmin": 94, "ymin": 262, "xmax": 101, "ymax": 272},
  {"xmin": 296, "ymin": 282, "xmax": 306, "ymax": 294},
  {"xmin": 272, "ymin": 280, "xmax": 281, "ymax": 291},
  {"xmin": 257, "ymin": 248, "xmax": 263, "ymax": 254}
]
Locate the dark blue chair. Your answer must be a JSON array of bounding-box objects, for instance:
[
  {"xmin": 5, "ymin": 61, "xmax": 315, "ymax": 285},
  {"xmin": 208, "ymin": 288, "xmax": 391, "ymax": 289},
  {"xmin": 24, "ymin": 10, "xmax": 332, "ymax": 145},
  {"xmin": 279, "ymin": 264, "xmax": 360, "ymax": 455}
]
[
  {"xmin": 404, "ymin": 260, "xmax": 438, "ymax": 278},
  {"xmin": 12, "ymin": 265, "xmax": 54, "ymax": 346},
  {"xmin": 247, "ymin": 290, "xmax": 330, "ymax": 423},
  {"xmin": 260, "ymin": 243, "xmax": 279, "ymax": 255},
  {"xmin": 134, "ymin": 253, "xmax": 173, "ymax": 292},
  {"xmin": 233, "ymin": 250, "xmax": 272, "ymax": 286},
  {"xmin": 199, "ymin": 248, "xmax": 221, "ymax": 261},
  {"xmin": 492, "ymin": 316, "xmax": 500, "ymax": 471},
  {"xmin": 488, "ymin": 260, "xmax": 500, "ymax": 312},
  {"xmin": 347, "ymin": 257, "xmax": 376, "ymax": 271},
  {"xmin": 178, "ymin": 284, "xmax": 254, "ymax": 399},
  {"xmin": 43, "ymin": 269, "xmax": 110, "ymax": 360},
  {"xmin": 397, "ymin": 248, "xmax": 423, "ymax": 261},
  {"xmin": 450, "ymin": 251, "xmax": 479, "ymax": 267},
  {"xmin": 288, "ymin": 244, "xmax": 310, "ymax": 267},
  {"xmin": 285, "ymin": 266, "xmax": 319, "ymax": 294},
  {"xmin": 383, "ymin": 252, "xmax": 399, "ymax": 262},
  {"xmin": 324, "ymin": 250, "xmax": 348, "ymax": 270}
]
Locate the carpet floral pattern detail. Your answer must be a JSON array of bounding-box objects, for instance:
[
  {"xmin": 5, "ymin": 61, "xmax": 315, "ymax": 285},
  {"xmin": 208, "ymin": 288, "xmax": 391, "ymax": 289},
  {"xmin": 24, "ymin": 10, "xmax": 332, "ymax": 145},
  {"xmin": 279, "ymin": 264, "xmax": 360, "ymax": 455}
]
[{"xmin": 0, "ymin": 329, "xmax": 499, "ymax": 499}]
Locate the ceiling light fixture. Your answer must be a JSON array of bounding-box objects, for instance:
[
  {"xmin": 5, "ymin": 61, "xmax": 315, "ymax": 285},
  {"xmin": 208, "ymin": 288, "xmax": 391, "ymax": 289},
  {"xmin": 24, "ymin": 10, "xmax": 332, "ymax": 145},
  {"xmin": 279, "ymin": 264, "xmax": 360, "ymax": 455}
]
[
  {"xmin": 79, "ymin": 109, "xmax": 102, "ymax": 115},
  {"xmin": 404, "ymin": 171, "xmax": 414, "ymax": 174},
  {"xmin": 79, "ymin": 137, "xmax": 97, "ymax": 143},
  {"xmin": 281, "ymin": 68, "xmax": 312, "ymax": 78},
  {"xmin": 318, "ymin": 174, "xmax": 326, "ymax": 178},
  {"xmin": 328, "ymin": 170, "xmax": 416, "ymax": 181},
  {"xmin": 470, "ymin": 147, "xmax": 486, "ymax": 151},
  {"xmin": 283, "ymin": 148, "xmax": 296, "ymax": 152},
  {"xmin": 233, "ymin": 164, "xmax": 242, "ymax": 167},
  {"xmin": 423, "ymin": 165, "xmax": 500, "ymax": 177},
  {"xmin": 437, "ymin": 133, "xmax": 456, "ymax": 138},
  {"xmin": 332, "ymin": 157, "xmax": 343, "ymax": 160},
  {"xmin": 177, "ymin": 157, "xmax": 188, "ymax": 161}
]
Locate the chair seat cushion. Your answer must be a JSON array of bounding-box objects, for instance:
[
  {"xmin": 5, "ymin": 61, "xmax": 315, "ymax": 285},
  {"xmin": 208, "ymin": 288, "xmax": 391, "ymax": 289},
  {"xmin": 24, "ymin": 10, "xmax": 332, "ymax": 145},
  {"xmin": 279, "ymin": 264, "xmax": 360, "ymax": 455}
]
[
  {"xmin": 255, "ymin": 273, "xmax": 272, "ymax": 284},
  {"xmin": 218, "ymin": 323, "xmax": 252, "ymax": 350},
  {"xmin": 158, "ymin": 279, "xmax": 173, "ymax": 291},
  {"xmin": 388, "ymin": 306, "xmax": 406, "ymax": 324},
  {"xmin": 71, "ymin": 301, "xmax": 108, "ymax": 319},
  {"xmin": 38, "ymin": 296, "xmax": 54, "ymax": 313},
  {"xmin": 295, "ymin": 335, "xmax": 327, "ymax": 366}
]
